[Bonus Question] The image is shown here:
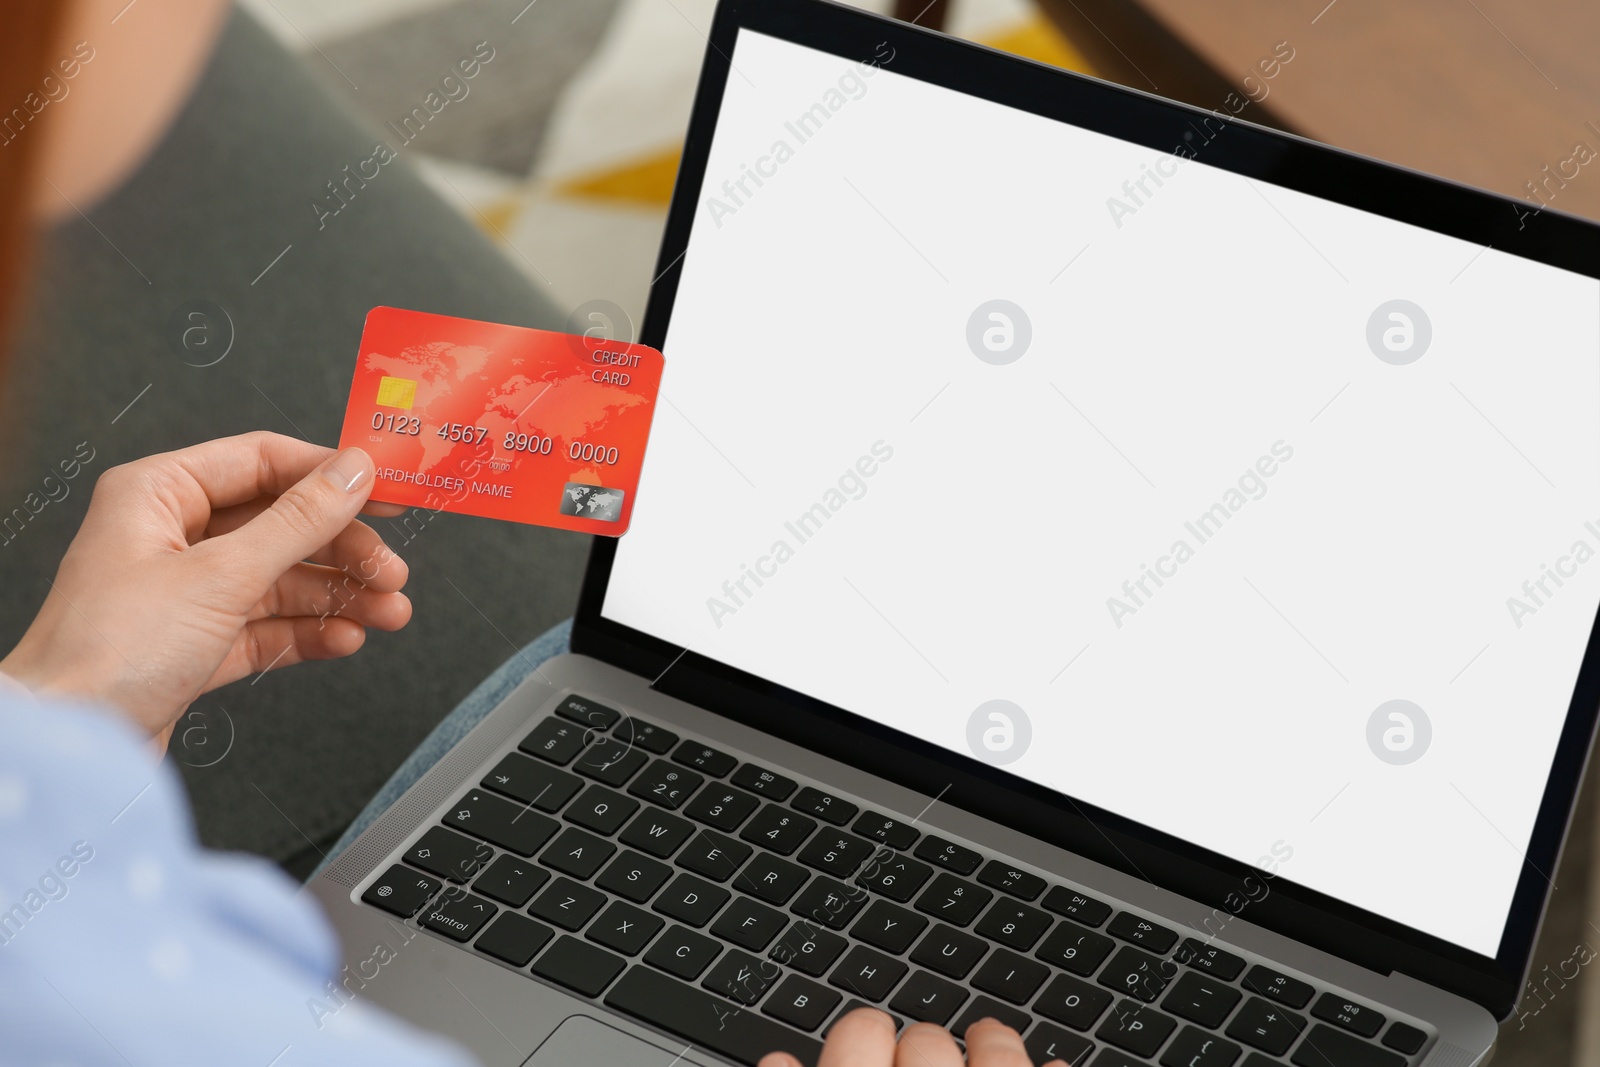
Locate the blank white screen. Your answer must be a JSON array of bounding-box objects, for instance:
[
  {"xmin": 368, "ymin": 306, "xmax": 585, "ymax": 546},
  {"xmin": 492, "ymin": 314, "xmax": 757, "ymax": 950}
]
[{"xmin": 603, "ymin": 29, "xmax": 1600, "ymax": 956}]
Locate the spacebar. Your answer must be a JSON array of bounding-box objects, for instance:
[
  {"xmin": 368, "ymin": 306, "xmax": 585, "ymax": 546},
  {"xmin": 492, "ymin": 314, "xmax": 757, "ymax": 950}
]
[{"xmin": 603, "ymin": 966, "xmax": 824, "ymax": 1067}]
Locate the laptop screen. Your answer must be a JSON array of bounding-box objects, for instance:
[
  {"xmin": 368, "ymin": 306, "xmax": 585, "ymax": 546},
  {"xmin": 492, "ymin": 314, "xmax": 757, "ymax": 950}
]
[{"xmin": 601, "ymin": 27, "xmax": 1600, "ymax": 958}]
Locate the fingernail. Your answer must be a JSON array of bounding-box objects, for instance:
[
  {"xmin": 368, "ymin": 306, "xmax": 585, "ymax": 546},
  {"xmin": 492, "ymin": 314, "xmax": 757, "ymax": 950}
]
[{"xmin": 325, "ymin": 447, "xmax": 373, "ymax": 493}]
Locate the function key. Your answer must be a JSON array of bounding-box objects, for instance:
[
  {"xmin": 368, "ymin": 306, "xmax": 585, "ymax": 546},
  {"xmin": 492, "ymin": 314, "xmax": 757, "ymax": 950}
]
[
  {"xmin": 361, "ymin": 864, "xmax": 440, "ymax": 919},
  {"xmin": 913, "ymin": 835, "xmax": 982, "ymax": 875},
  {"xmin": 613, "ymin": 716, "xmax": 678, "ymax": 755},
  {"xmin": 851, "ymin": 812, "xmax": 920, "ymax": 850},
  {"xmin": 731, "ymin": 762, "xmax": 798, "ymax": 801},
  {"xmin": 1107, "ymin": 912, "xmax": 1178, "ymax": 954},
  {"xmin": 672, "ymin": 740, "xmax": 738, "ymax": 777},
  {"xmin": 1242, "ymin": 965, "xmax": 1315, "ymax": 1009},
  {"xmin": 792, "ymin": 786, "xmax": 859, "ymax": 826},
  {"xmin": 519, "ymin": 717, "xmax": 589, "ymax": 765},
  {"xmin": 482, "ymin": 752, "xmax": 582, "ymax": 812},
  {"xmin": 1040, "ymin": 885, "xmax": 1112, "ymax": 927},
  {"xmin": 1174, "ymin": 938, "xmax": 1246, "ymax": 981},
  {"xmin": 555, "ymin": 694, "xmax": 621, "ymax": 730},
  {"xmin": 1311, "ymin": 992, "xmax": 1386, "ymax": 1038},
  {"xmin": 977, "ymin": 860, "xmax": 1046, "ymax": 901},
  {"xmin": 1382, "ymin": 1021, "xmax": 1427, "ymax": 1055},
  {"xmin": 404, "ymin": 826, "xmax": 493, "ymax": 883}
]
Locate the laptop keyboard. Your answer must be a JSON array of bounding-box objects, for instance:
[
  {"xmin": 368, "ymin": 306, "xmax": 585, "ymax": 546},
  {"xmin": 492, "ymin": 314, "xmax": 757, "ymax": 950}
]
[{"xmin": 357, "ymin": 694, "xmax": 1435, "ymax": 1067}]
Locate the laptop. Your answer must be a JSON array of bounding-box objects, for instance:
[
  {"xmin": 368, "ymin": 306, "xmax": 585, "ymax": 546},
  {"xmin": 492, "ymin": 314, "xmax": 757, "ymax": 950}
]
[{"xmin": 310, "ymin": 1, "xmax": 1600, "ymax": 1064}]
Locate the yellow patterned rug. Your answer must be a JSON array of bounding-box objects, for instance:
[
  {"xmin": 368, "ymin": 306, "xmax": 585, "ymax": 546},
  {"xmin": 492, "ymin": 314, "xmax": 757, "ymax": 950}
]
[{"xmin": 243, "ymin": 0, "xmax": 1093, "ymax": 328}]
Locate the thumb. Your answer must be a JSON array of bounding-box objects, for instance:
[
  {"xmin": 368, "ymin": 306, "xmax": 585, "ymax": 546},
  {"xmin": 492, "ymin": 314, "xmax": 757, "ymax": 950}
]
[{"xmin": 221, "ymin": 447, "xmax": 377, "ymax": 594}]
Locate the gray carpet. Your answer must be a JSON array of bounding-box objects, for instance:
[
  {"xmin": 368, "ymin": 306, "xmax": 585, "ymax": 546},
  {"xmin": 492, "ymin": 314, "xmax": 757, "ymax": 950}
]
[
  {"xmin": 313, "ymin": 0, "xmax": 625, "ymax": 176},
  {"xmin": 4, "ymin": 6, "xmax": 591, "ymax": 864}
]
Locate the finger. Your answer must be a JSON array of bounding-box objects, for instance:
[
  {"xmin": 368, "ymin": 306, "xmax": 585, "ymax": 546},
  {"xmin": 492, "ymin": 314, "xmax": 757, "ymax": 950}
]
[
  {"xmin": 146, "ymin": 431, "xmax": 336, "ymax": 515},
  {"xmin": 87, "ymin": 433, "xmax": 346, "ymax": 547},
  {"xmin": 205, "ymin": 615, "xmax": 369, "ymax": 691},
  {"xmin": 207, "ymin": 503, "xmax": 408, "ymax": 593},
  {"xmin": 206, "ymin": 447, "xmax": 378, "ymax": 597},
  {"xmin": 819, "ymin": 1007, "xmax": 897, "ymax": 1067},
  {"xmin": 201, "ymin": 493, "xmax": 272, "ymax": 537},
  {"xmin": 257, "ymin": 563, "xmax": 412, "ymax": 631},
  {"xmin": 758, "ymin": 1055, "xmax": 803, "ymax": 1067},
  {"xmin": 962, "ymin": 1018, "xmax": 1032, "ymax": 1067},
  {"xmin": 209, "ymin": 493, "xmax": 409, "ymax": 536},
  {"xmin": 894, "ymin": 1023, "xmax": 963, "ymax": 1067},
  {"xmin": 312, "ymin": 515, "xmax": 410, "ymax": 594}
]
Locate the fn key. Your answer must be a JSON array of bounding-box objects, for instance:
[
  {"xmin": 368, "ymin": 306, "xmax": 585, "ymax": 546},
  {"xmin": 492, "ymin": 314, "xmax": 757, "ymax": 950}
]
[{"xmin": 362, "ymin": 865, "xmax": 440, "ymax": 919}]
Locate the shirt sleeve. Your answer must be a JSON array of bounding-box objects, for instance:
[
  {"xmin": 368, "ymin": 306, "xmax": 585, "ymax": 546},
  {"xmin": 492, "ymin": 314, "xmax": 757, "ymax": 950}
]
[{"xmin": 0, "ymin": 696, "xmax": 480, "ymax": 1067}]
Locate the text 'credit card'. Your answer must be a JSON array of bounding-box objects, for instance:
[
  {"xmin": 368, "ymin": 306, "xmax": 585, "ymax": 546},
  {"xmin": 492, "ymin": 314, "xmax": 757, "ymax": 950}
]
[{"xmin": 336, "ymin": 306, "xmax": 664, "ymax": 535}]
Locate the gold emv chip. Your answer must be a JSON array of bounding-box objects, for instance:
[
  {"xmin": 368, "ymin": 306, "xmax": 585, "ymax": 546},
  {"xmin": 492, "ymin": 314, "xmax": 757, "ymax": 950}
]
[{"xmin": 375, "ymin": 376, "xmax": 418, "ymax": 410}]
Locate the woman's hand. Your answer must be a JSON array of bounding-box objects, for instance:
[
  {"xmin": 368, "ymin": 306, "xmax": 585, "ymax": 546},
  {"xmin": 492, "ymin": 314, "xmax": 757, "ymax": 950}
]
[
  {"xmin": 0, "ymin": 431, "xmax": 412, "ymax": 751},
  {"xmin": 759, "ymin": 1010, "xmax": 1065, "ymax": 1067}
]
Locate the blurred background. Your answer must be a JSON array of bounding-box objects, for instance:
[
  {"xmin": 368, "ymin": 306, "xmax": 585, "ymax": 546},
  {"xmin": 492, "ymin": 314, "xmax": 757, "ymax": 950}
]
[{"xmin": 10, "ymin": 1, "xmax": 1599, "ymax": 1062}]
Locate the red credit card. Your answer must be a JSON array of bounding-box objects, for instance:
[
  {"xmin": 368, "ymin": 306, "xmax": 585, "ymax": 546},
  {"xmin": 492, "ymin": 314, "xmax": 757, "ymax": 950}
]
[{"xmin": 336, "ymin": 306, "xmax": 664, "ymax": 535}]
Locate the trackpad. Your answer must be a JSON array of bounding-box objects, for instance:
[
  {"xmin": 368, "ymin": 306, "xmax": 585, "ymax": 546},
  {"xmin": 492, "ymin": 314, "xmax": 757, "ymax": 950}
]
[{"xmin": 523, "ymin": 1015, "xmax": 707, "ymax": 1067}]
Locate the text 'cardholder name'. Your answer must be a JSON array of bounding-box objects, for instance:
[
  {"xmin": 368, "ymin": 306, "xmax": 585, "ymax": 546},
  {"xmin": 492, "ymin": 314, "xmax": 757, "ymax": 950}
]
[{"xmin": 336, "ymin": 305, "xmax": 665, "ymax": 535}]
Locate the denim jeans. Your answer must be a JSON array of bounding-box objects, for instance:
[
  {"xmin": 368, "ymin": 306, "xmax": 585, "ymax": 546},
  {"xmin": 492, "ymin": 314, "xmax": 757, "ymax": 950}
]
[{"xmin": 312, "ymin": 617, "xmax": 573, "ymax": 880}]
